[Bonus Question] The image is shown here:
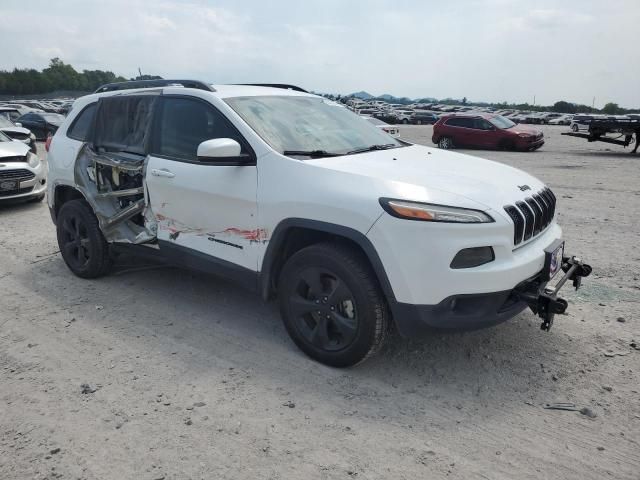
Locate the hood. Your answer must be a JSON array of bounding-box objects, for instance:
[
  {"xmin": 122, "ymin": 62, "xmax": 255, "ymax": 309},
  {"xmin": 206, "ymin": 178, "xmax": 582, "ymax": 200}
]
[
  {"xmin": 0, "ymin": 139, "xmax": 30, "ymax": 158},
  {"xmin": 509, "ymin": 124, "xmax": 541, "ymax": 135},
  {"xmin": 309, "ymin": 145, "xmax": 546, "ymax": 215},
  {"xmin": 1, "ymin": 126, "xmax": 31, "ymax": 137}
]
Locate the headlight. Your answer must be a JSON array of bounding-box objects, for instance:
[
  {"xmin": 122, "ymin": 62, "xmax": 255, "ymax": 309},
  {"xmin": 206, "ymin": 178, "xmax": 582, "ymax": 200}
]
[
  {"xmin": 517, "ymin": 133, "xmax": 531, "ymax": 138},
  {"xmin": 379, "ymin": 198, "xmax": 494, "ymax": 223},
  {"xmin": 27, "ymin": 151, "xmax": 40, "ymax": 168}
]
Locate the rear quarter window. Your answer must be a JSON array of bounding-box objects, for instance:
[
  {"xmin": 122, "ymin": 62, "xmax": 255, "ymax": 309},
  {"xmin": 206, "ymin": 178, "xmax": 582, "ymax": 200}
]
[{"xmin": 67, "ymin": 103, "xmax": 97, "ymax": 141}]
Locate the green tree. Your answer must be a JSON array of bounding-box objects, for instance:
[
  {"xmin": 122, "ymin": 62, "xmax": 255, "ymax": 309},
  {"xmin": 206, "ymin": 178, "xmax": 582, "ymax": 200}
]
[
  {"xmin": 602, "ymin": 102, "xmax": 620, "ymax": 115},
  {"xmin": 552, "ymin": 101, "xmax": 577, "ymax": 113}
]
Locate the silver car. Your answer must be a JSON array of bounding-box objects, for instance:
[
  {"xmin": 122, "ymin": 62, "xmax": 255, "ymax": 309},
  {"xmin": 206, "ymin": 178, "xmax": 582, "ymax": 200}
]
[{"xmin": 0, "ymin": 130, "xmax": 46, "ymax": 202}]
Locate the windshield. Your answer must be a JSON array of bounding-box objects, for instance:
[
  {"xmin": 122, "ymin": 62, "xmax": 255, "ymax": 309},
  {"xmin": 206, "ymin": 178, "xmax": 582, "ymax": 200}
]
[
  {"xmin": 225, "ymin": 95, "xmax": 403, "ymax": 156},
  {"xmin": 489, "ymin": 115, "xmax": 516, "ymax": 129},
  {"xmin": 0, "ymin": 116, "xmax": 14, "ymax": 128}
]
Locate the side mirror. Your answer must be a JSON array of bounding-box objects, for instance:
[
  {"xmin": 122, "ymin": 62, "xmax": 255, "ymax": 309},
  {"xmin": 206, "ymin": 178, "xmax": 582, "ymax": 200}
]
[
  {"xmin": 15, "ymin": 122, "xmax": 22, "ymax": 127},
  {"xmin": 197, "ymin": 138, "xmax": 245, "ymax": 161}
]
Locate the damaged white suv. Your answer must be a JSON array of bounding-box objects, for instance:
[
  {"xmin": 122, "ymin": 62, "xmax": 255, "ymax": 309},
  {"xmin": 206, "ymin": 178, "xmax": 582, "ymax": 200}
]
[{"xmin": 47, "ymin": 80, "xmax": 591, "ymax": 367}]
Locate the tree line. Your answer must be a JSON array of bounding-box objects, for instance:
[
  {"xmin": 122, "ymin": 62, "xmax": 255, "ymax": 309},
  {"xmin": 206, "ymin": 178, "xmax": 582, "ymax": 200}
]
[{"xmin": 0, "ymin": 58, "xmax": 161, "ymax": 95}]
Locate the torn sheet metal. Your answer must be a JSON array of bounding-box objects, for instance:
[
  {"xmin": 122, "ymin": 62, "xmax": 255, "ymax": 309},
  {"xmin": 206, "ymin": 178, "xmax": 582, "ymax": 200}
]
[{"xmin": 74, "ymin": 143, "xmax": 155, "ymax": 244}]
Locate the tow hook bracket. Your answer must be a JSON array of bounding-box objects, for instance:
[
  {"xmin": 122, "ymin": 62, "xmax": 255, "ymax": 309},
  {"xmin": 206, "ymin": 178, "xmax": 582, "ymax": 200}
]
[{"xmin": 517, "ymin": 255, "xmax": 592, "ymax": 332}]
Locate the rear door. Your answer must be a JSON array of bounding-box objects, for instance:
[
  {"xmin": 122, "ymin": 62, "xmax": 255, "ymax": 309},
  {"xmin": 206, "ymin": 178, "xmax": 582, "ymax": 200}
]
[{"xmin": 145, "ymin": 95, "xmax": 260, "ymax": 274}]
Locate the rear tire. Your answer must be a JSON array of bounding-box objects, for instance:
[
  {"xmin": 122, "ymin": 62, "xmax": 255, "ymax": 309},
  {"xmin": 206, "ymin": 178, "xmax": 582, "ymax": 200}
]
[
  {"xmin": 402, "ymin": 119, "xmax": 409, "ymax": 124},
  {"xmin": 438, "ymin": 136, "xmax": 453, "ymax": 149},
  {"xmin": 56, "ymin": 199, "xmax": 112, "ymax": 278},
  {"xmin": 278, "ymin": 243, "xmax": 388, "ymax": 367}
]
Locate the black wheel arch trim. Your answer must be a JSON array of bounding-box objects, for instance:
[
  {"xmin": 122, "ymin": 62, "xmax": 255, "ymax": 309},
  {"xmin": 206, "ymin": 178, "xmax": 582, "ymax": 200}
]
[{"xmin": 260, "ymin": 218, "xmax": 397, "ymax": 306}]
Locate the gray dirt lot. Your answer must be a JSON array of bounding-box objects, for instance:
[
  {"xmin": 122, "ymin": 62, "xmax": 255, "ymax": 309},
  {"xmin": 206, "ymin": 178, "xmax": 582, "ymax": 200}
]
[{"xmin": 1, "ymin": 125, "xmax": 639, "ymax": 480}]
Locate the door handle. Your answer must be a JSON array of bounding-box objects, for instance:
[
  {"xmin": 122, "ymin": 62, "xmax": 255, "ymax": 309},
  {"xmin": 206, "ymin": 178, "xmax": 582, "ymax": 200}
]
[{"xmin": 150, "ymin": 168, "xmax": 175, "ymax": 178}]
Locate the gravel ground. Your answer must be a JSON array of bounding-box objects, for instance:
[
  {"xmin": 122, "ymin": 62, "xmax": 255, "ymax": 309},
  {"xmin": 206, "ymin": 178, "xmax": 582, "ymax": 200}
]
[{"xmin": 1, "ymin": 125, "xmax": 639, "ymax": 480}]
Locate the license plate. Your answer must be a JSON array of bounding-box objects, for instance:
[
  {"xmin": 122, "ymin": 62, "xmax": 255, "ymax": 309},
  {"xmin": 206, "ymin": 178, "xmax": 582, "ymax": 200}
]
[
  {"xmin": 0, "ymin": 180, "xmax": 18, "ymax": 191},
  {"xmin": 543, "ymin": 239, "xmax": 565, "ymax": 281}
]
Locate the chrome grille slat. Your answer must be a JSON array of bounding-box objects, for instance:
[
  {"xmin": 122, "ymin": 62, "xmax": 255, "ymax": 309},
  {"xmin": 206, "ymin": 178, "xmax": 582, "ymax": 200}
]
[{"xmin": 504, "ymin": 187, "xmax": 556, "ymax": 247}]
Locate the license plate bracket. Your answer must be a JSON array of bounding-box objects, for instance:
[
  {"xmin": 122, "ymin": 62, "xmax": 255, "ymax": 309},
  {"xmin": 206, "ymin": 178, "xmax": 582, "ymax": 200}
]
[{"xmin": 543, "ymin": 239, "xmax": 565, "ymax": 282}]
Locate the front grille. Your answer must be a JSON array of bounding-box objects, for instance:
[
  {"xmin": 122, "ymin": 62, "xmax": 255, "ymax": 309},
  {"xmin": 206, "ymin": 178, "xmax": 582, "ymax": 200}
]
[
  {"xmin": 0, "ymin": 155, "xmax": 27, "ymax": 163},
  {"xmin": 0, "ymin": 169, "xmax": 35, "ymax": 180},
  {"xmin": 504, "ymin": 187, "xmax": 556, "ymax": 246},
  {"xmin": 0, "ymin": 186, "xmax": 33, "ymax": 197}
]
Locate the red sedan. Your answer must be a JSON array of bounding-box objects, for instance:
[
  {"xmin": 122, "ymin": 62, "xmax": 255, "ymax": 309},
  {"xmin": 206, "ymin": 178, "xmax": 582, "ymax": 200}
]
[{"xmin": 432, "ymin": 113, "xmax": 544, "ymax": 151}]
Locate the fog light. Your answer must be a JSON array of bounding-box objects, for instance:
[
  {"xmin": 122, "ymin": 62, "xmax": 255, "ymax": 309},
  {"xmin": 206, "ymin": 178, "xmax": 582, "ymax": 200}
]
[{"xmin": 450, "ymin": 247, "xmax": 494, "ymax": 269}]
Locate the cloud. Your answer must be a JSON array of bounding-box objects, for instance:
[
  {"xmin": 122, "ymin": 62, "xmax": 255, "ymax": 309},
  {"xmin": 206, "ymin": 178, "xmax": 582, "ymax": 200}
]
[{"xmin": 0, "ymin": 0, "xmax": 638, "ymax": 107}]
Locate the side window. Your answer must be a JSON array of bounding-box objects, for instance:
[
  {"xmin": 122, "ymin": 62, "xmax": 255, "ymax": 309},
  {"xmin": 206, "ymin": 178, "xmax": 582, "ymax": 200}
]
[
  {"xmin": 459, "ymin": 118, "xmax": 475, "ymax": 129},
  {"xmin": 445, "ymin": 118, "xmax": 462, "ymax": 127},
  {"xmin": 153, "ymin": 97, "xmax": 249, "ymax": 162},
  {"xmin": 67, "ymin": 103, "xmax": 97, "ymax": 141},
  {"xmin": 473, "ymin": 118, "xmax": 493, "ymax": 130}
]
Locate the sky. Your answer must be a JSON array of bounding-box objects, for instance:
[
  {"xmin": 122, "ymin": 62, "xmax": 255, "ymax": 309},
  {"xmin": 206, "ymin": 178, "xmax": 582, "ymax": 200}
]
[{"xmin": 1, "ymin": 0, "xmax": 639, "ymax": 108}]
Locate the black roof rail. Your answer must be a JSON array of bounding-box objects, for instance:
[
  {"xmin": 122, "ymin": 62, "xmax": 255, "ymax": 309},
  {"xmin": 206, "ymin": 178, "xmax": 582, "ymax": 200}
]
[
  {"xmin": 94, "ymin": 79, "xmax": 215, "ymax": 94},
  {"xmin": 235, "ymin": 83, "xmax": 308, "ymax": 93}
]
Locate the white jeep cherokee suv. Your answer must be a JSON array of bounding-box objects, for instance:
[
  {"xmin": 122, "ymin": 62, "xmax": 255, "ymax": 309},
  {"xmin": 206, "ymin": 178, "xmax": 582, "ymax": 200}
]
[{"xmin": 46, "ymin": 80, "xmax": 590, "ymax": 367}]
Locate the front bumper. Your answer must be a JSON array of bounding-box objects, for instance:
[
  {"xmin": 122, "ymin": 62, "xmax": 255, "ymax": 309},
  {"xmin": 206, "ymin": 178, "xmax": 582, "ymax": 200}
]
[
  {"xmin": 516, "ymin": 137, "xmax": 545, "ymax": 150},
  {"xmin": 0, "ymin": 162, "xmax": 47, "ymax": 201},
  {"xmin": 391, "ymin": 251, "xmax": 591, "ymax": 336}
]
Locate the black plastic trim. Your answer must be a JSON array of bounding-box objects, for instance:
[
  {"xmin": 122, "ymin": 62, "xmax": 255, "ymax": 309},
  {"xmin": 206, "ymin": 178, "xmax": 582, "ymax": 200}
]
[
  {"xmin": 393, "ymin": 290, "xmax": 528, "ymax": 335},
  {"xmin": 95, "ymin": 79, "xmax": 216, "ymax": 93},
  {"xmin": 158, "ymin": 240, "xmax": 258, "ymax": 292},
  {"xmin": 234, "ymin": 83, "xmax": 308, "ymax": 93},
  {"xmin": 260, "ymin": 218, "xmax": 396, "ymax": 305},
  {"xmin": 450, "ymin": 247, "xmax": 495, "ymax": 269}
]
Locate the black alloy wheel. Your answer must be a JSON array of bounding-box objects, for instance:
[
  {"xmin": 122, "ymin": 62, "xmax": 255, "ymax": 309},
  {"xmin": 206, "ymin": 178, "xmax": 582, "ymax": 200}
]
[
  {"xmin": 278, "ymin": 243, "xmax": 388, "ymax": 367},
  {"xmin": 56, "ymin": 199, "xmax": 112, "ymax": 278},
  {"xmin": 288, "ymin": 265, "xmax": 358, "ymax": 352},
  {"xmin": 59, "ymin": 213, "xmax": 91, "ymax": 270}
]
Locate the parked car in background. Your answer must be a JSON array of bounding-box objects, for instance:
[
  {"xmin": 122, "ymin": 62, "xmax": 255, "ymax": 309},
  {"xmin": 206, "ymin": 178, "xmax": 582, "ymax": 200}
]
[
  {"xmin": 0, "ymin": 104, "xmax": 44, "ymax": 119},
  {"xmin": 363, "ymin": 116, "xmax": 400, "ymax": 137},
  {"xmin": 548, "ymin": 114, "xmax": 574, "ymax": 125},
  {"xmin": 15, "ymin": 112, "xmax": 65, "ymax": 140},
  {"xmin": 396, "ymin": 110, "xmax": 414, "ymax": 124},
  {"xmin": 0, "ymin": 130, "xmax": 46, "ymax": 202},
  {"xmin": 411, "ymin": 111, "xmax": 438, "ymax": 125},
  {"xmin": 0, "ymin": 106, "xmax": 23, "ymax": 122},
  {"xmin": 0, "ymin": 115, "xmax": 37, "ymax": 153},
  {"xmin": 432, "ymin": 113, "xmax": 544, "ymax": 151},
  {"xmin": 570, "ymin": 114, "xmax": 594, "ymax": 132}
]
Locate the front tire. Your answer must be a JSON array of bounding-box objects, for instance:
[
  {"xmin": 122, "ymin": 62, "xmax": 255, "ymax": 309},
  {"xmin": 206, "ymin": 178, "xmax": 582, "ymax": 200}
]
[
  {"xmin": 438, "ymin": 136, "xmax": 453, "ymax": 149},
  {"xmin": 56, "ymin": 199, "xmax": 112, "ymax": 278},
  {"xmin": 278, "ymin": 243, "xmax": 388, "ymax": 367},
  {"xmin": 571, "ymin": 124, "xmax": 579, "ymax": 132}
]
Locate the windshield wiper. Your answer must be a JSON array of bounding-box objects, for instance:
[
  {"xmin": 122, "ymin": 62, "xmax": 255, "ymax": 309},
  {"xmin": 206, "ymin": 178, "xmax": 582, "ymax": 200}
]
[
  {"xmin": 282, "ymin": 149, "xmax": 342, "ymax": 158},
  {"xmin": 347, "ymin": 144, "xmax": 399, "ymax": 155}
]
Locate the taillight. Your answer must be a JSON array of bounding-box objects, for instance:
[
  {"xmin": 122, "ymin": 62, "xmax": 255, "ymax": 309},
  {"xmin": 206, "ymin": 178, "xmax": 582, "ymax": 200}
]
[{"xmin": 45, "ymin": 133, "xmax": 52, "ymax": 152}]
